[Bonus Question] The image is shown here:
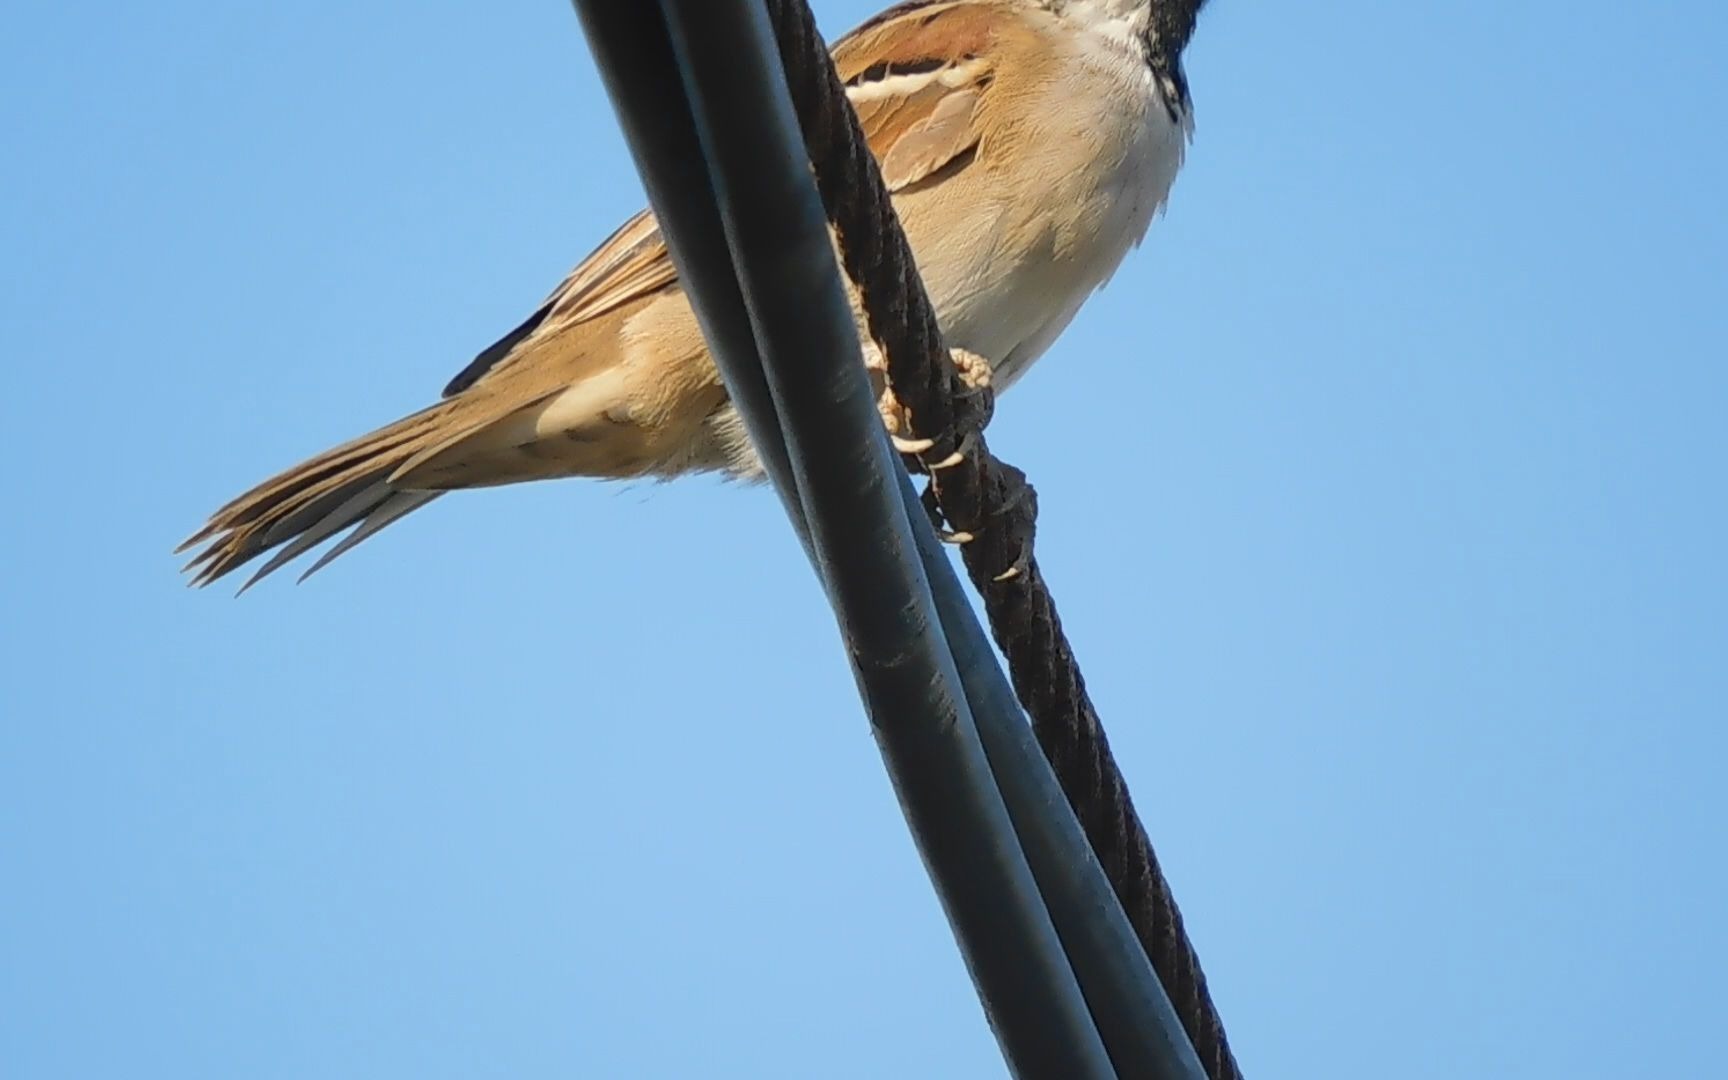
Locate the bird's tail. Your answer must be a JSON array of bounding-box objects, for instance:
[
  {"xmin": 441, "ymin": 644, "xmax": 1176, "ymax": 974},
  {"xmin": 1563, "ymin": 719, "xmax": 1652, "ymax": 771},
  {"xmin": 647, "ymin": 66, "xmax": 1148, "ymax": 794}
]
[{"xmin": 178, "ymin": 399, "xmax": 475, "ymax": 591}]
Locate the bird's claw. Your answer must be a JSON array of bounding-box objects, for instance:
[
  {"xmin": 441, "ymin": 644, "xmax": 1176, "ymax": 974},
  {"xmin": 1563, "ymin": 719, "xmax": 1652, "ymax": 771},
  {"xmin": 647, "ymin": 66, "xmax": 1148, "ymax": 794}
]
[{"xmin": 873, "ymin": 346, "xmax": 994, "ymax": 466}]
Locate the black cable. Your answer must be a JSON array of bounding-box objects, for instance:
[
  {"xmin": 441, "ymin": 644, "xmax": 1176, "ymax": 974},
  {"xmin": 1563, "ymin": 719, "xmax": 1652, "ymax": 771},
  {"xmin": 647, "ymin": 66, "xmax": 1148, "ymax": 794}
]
[
  {"xmin": 572, "ymin": 3, "xmax": 1116, "ymax": 1076},
  {"xmin": 762, "ymin": 2, "xmax": 1243, "ymax": 1076}
]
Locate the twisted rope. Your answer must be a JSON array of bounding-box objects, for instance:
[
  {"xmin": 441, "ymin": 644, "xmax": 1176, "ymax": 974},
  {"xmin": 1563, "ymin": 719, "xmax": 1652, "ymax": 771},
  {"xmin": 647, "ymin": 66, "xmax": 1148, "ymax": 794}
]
[{"xmin": 762, "ymin": 3, "xmax": 1242, "ymax": 1077}]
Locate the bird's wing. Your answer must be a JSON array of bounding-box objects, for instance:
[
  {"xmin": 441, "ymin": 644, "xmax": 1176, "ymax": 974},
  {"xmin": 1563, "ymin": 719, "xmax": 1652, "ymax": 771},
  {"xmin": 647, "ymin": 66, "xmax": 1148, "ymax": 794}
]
[{"xmin": 443, "ymin": 0, "xmax": 1002, "ymax": 396}]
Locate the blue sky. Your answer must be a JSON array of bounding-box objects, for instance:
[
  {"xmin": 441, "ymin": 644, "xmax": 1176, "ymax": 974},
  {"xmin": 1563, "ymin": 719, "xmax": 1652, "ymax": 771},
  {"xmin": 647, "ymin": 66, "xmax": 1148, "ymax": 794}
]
[{"xmin": 4, "ymin": 1, "xmax": 1725, "ymax": 1076}]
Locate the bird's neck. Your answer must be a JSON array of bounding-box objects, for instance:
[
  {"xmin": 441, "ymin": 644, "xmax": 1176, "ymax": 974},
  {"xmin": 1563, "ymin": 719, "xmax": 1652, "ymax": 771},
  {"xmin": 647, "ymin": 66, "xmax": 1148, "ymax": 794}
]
[
  {"xmin": 1039, "ymin": 0, "xmax": 1208, "ymax": 68},
  {"xmin": 1145, "ymin": 0, "xmax": 1207, "ymax": 61}
]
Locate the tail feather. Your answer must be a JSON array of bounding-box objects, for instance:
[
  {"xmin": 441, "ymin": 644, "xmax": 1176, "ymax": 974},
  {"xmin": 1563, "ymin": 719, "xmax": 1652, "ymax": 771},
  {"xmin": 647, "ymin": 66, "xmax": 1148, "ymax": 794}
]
[
  {"xmin": 295, "ymin": 491, "xmax": 441, "ymax": 585},
  {"xmin": 254, "ymin": 473, "xmax": 384, "ymax": 550},
  {"xmin": 181, "ymin": 401, "xmax": 468, "ymax": 590},
  {"xmin": 233, "ymin": 481, "xmax": 398, "ymax": 593},
  {"xmin": 180, "ymin": 405, "xmax": 441, "ymax": 551}
]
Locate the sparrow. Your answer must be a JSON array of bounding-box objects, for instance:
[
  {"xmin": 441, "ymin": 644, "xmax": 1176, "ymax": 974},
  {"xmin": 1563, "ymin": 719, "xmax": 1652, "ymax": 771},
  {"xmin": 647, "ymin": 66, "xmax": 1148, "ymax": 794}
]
[{"xmin": 181, "ymin": 0, "xmax": 1208, "ymax": 589}]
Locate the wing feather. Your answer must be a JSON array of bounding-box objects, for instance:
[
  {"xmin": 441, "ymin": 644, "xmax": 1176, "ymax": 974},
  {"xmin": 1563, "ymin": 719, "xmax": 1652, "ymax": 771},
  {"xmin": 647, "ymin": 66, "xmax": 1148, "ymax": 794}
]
[{"xmin": 446, "ymin": 0, "xmax": 997, "ymax": 392}]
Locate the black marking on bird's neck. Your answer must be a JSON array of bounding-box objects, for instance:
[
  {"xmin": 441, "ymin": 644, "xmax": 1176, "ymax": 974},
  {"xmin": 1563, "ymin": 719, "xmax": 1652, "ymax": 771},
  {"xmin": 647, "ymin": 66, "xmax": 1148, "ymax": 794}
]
[
  {"xmin": 1145, "ymin": 0, "xmax": 1207, "ymax": 117},
  {"xmin": 1041, "ymin": 0, "xmax": 1209, "ymax": 121}
]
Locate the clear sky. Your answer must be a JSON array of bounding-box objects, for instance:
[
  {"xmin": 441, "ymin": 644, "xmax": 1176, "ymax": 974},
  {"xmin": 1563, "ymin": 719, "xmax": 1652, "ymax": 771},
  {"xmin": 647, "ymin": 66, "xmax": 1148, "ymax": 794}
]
[{"xmin": 4, "ymin": 2, "xmax": 1725, "ymax": 1077}]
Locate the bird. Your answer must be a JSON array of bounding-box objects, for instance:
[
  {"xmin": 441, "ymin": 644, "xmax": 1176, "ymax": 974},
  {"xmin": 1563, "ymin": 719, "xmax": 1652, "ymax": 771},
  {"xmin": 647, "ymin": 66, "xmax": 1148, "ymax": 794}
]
[{"xmin": 180, "ymin": 0, "xmax": 1209, "ymax": 590}]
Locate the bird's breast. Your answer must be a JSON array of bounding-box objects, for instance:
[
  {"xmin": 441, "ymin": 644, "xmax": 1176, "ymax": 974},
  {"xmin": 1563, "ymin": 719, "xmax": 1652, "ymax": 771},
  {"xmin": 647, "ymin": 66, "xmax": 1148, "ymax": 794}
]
[{"xmin": 906, "ymin": 64, "xmax": 1190, "ymax": 392}]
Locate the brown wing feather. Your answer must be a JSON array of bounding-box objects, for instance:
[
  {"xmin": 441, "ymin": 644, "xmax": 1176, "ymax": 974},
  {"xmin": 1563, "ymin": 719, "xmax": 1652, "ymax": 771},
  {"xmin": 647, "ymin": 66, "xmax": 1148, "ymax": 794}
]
[
  {"xmin": 449, "ymin": 0, "xmax": 997, "ymax": 393},
  {"xmin": 878, "ymin": 86, "xmax": 983, "ymax": 189},
  {"xmin": 539, "ymin": 209, "xmax": 676, "ymax": 327},
  {"xmin": 830, "ymin": 1, "xmax": 996, "ymax": 82}
]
